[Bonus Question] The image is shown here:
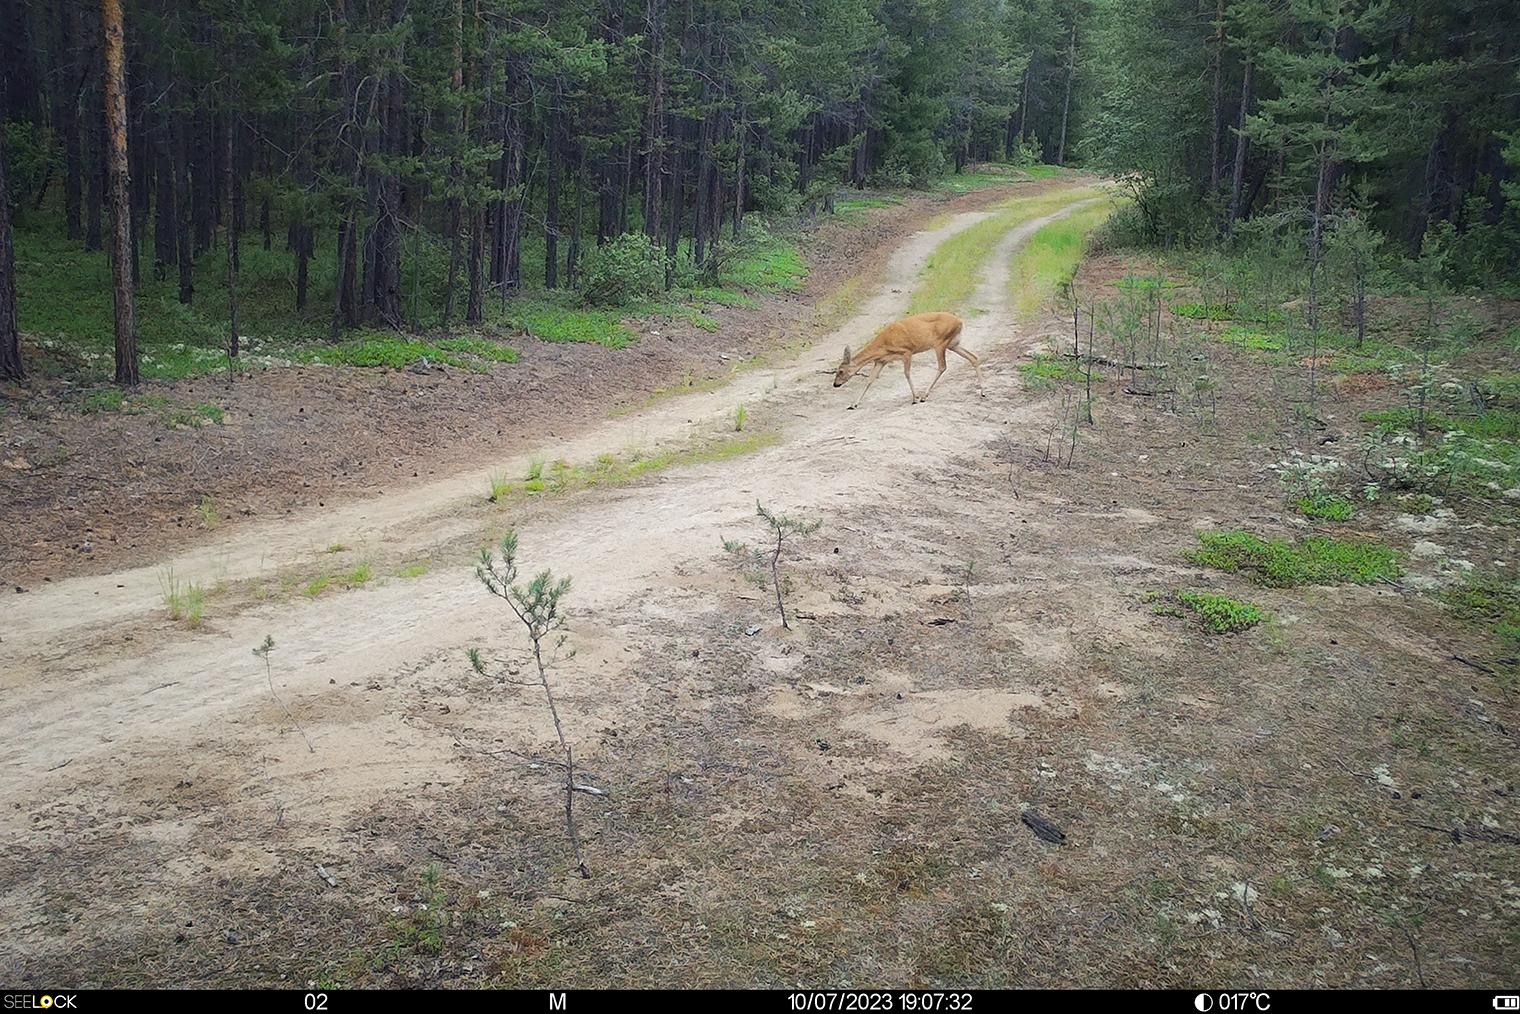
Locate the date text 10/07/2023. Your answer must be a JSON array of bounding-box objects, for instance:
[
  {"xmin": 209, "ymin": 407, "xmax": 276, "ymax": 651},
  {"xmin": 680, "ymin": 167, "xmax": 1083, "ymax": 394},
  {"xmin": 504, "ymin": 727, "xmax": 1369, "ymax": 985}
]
[{"xmin": 789, "ymin": 994, "xmax": 973, "ymax": 1011}]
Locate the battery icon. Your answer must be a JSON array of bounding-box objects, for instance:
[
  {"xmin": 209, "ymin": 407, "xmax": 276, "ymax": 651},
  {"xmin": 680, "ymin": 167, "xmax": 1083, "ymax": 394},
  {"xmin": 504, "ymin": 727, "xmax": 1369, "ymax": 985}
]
[{"xmin": 1493, "ymin": 998, "xmax": 1519, "ymax": 1009}]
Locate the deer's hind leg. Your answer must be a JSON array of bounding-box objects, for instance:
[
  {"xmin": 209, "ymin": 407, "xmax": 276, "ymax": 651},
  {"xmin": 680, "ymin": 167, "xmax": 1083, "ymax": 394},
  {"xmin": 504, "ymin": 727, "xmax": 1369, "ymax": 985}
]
[
  {"xmin": 920, "ymin": 345, "xmax": 953, "ymax": 401},
  {"xmin": 950, "ymin": 342, "xmax": 985, "ymax": 396}
]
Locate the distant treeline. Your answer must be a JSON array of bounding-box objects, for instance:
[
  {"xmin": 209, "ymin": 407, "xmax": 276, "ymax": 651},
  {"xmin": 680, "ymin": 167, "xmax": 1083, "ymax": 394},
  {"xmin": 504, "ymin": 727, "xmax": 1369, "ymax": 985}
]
[{"xmin": 0, "ymin": 0, "xmax": 1515, "ymax": 346}]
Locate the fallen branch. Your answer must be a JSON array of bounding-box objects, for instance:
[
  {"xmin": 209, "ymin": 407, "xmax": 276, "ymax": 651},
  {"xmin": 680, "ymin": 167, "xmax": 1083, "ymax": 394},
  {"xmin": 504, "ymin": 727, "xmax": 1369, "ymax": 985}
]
[{"xmin": 1060, "ymin": 351, "xmax": 1170, "ymax": 370}]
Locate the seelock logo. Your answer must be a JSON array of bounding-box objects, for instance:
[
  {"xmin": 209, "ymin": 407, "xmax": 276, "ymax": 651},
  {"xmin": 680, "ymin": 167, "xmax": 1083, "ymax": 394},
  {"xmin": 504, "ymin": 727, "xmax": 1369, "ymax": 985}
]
[{"xmin": 4, "ymin": 997, "xmax": 78, "ymax": 1009}]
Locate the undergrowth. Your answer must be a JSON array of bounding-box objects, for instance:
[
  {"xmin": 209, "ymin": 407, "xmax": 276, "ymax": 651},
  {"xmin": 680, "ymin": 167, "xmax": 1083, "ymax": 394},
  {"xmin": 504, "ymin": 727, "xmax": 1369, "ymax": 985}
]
[{"xmin": 1188, "ymin": 530, "xmax": 1400, "ymax": 587}]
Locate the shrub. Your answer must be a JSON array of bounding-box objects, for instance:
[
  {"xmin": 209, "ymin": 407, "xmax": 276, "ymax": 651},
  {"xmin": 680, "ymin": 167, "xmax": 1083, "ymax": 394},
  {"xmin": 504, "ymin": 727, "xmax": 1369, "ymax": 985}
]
[{"xmin": 577, "ymin": 232, "xmax": 666, "ymax": 307}]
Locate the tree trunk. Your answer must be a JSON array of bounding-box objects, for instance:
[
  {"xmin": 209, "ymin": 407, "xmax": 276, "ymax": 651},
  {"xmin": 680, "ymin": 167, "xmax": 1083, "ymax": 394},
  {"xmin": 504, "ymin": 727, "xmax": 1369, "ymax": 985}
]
[
  {"xmin": 176, "ymin": 109, "xmax": 194, "ymax": 304},
  {"xmin": 733, "ymin": 114, "xmax": 745, "ymax": 241},
  {"xmin": 86, "ymin": 97, "xmax": 103, "ymax": 251},
  {"xmin": 62, "ymin": 2, "xmax": 84, "ymax": 243},
  {"xmin": 642, "ymin": 0, "xmax": 665, "ymax": 242},
  {"xmin": 569, "ymin": 153, "xmax": 584, "ymax": 287},
  {"xmin": 1228, "ymin": 56, "xmax": 1253, "ymax": 227},
  {"xmin": 294, "ymin": 220, "xmax": 311, "ymax": 311},
  {"xmin": 466, "ymin": 204, "xmax": 485, "ymax": 325},
  {"xmin": 225, "ymin": 113, "xmax": 240, "ymax": 358},
  {"xmin": 0, "ymin": 124, "xmax": 23, "ymax": 382},
  {"xmin": 1209, "ymin": 0, "xmax": 1223, "ymax": 195},
  {"xmin": 101, "ymin": 0, "xmax": 137, "ymax": 386},
  {"xmin": 1056, "ymin": 21, "xmax": 1076, "ymax": 168},
  {"xmin": 153, "ymin": 90, "xmax": 176, "ymax": 280},
  {"xmin": 545, "ymin": 96, "xmax": 560, "ymax": 289}
]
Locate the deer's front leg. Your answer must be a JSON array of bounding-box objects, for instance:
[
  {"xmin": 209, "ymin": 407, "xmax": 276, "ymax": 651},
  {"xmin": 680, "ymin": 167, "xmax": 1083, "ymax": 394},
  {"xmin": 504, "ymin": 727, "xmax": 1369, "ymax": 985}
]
[{"xmin": 851, "ymin": 362, "xmax": 889, "ymax": 408}]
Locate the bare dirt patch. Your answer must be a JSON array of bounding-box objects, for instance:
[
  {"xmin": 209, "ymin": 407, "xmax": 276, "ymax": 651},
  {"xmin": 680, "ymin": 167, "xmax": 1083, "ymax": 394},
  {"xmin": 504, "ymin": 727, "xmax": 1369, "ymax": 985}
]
[{"xmin": 2, "ymin": 177, "xmax": 1517, "ymax": 989}]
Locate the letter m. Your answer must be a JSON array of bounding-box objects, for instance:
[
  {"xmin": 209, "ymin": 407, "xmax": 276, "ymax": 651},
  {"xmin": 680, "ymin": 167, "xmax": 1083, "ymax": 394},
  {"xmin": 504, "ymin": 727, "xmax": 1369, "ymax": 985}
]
[{"xmin": 549, "ymin": 994, "xmax": 567, "ymax": 1011}]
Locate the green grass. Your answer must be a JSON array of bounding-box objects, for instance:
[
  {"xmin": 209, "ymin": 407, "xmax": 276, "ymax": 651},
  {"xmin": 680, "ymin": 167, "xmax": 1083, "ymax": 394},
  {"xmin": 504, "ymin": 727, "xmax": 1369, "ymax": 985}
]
[
  {"xmin": 1008, "ymin": 200, "xmax": 1121, "ymax": 318},
  {"xmin": 304, "ymin": 334, "xmax": 519, "ymax": 371},
  {"xmin": 13, "ymin": 199, "xmax": 813, "ymax": 384},
  {"xmin": 713, "ymin": 242, "xmax": 808, "ymax": 292},
  {"xmin": 909, "ymin": 187, "xmax": 1108, "ymax": 317},
  {"xmin": 1174, "ymin": 590, "xmax": 1265, "ymax": 633},
  {"xmin": 1018, "ymin": 352, "xmax": 1082, "ymax": 388},
  {"xmin": 932, "ymin": 164, "xmax": 1062, "ymax": 193},
  {"xmin": 1295, "ymin": 491, "xmax": 1355, "ymax": 521},
  {"xmin": 1171, "ymin": 302, "xmax": 1284, "ymax": 324},
  {"xmin": 832, "ymin": 193, "xmax": 906, "ymax": 218},
  {"xmin": 1171, "ymin": 302, "xmax": 1238, "ymax": 321},
  {"xmin": 158, "ymin": 569, "xmax": 206, "ymax": 625},
  {"xmin": 488, "ymin": 471, "xmax": 513, "ymax": 503},
  {"xmin": 1364, "ymin": 406, "xmax": 1520, "ymax": 443},
  {"xmin": 484, "ymin": 432, "xmax": 781, "ymax": 509},
  {"xmin": 1214, "ymin": 328, "xmax": 1282, "ymax": 351},
  {"xmin": 1361, "ymin": 407, "xmax": 1520, "ymax": 497},
  {"xmin": 1441, "ymin": 571, "xmax": 1520, "ymax": 666},
  {"xmin": 504, "ymin": 297, "xmax": 636, "ymax": 348},
  {"xmin": 1188, "ymin": 530, "xmax": 1400, "ymax": 587}
]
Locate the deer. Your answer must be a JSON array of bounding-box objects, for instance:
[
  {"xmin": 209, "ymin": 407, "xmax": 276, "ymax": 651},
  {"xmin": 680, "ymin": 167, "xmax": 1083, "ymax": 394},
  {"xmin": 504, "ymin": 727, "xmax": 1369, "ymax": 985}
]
[{"xmin": 832, "ymin": 311, "xmax": 984, "ymax": 409}]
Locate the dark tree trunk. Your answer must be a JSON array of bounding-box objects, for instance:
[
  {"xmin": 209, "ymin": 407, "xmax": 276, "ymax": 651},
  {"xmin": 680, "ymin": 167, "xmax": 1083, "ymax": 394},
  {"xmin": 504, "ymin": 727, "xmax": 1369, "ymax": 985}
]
[
  {"xmin": 665, "ymin": 118, "xmax": 683, "ymax": 262},
  {"xmin": 294, "ymin": 221, "xmax": 311, "ymax": 311},
  {"xmin": 86, "ymin": 94, "xmax": 103, "ymax": 251},
  {"xmin": 693, "ymin": 101, "xmax": 713, "ymax": 267},
  {"xmin": 642, "ymin": 0, "xmax": 666, "ymax": 242},
  {"xmin": 545, "ymin": 96, "xmax": 560, "ymax": 289},
  {"xmin": 129, "ymin": 79, "xmax": 149, "ymax": 287},
  {"xmin": 153, "ymin": 104, "xmax": 176, "ymax": 280},
  {"xmin": 102, "ymin": 0, "xmax": 138, "ymax": 386},
  {"xmin": 192, "ymin": 111, "xmax": 214, "ymax": 255},
  {"xmin": 1209, "ymin": 0, "xmax": 1223, "ymax": 195},
  {"xmin": 733, "ymin": 115, "xmax": 745, "ymax": 240},
  {"xmin": 1056, "ymin": 21, "xmax": 1076, "ymax": 167},
  {"xmin": 568, "ymin": 153, "xmax": 584, "ymax": 287},
  {"xmin": 851, "ymin": 99, "xmax": 868, "ymax": 188},
  {"xmin": 225, "ymin": 113, "xmax": 240, "ymax": 358},
  {"xmin": 467, "ymin": 204, "xmax": 485, "ymax": 325},
  {"xmin": 0, "ymin": 123, "xmax": 22, "ymax": 382},
  {"xmin": 61, "ymin": 1, "xmax": 84, "ymax": 242},
  {"xmin": 497, "ymin": 65, "xmax": 526, "ymax": 298},
  {"xmin": 1229, "ymin": 56, "xmax": 1253, "ymax": 226},
  {"xmin": 175, "ymin": 107, "xmax": 194, "ymax": 304},
  {"xmin": 333, "ymin": 213, "xmax": 358, "ymax": 336}
]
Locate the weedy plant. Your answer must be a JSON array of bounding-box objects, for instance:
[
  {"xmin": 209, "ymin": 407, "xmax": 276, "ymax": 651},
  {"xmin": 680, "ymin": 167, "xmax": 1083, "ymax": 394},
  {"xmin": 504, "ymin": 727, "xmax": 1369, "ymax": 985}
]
[
  {"xmin": 159, "ymin": 568, "xmax": 206, "ymax": 626},
  {"xmin": 1188, "ymin": 530, "xmax": 1400, "ymax": 587},
  {"xmin": 722, "ymin": 501, "xmax": 823, "ymax": 629},
  {"xmin": 1174, "ymin": 590, "xmax": 1265, "ymax": 633},
  {"xmin": 472, "ymin": 532, "xmax": 593, "ymax": 878},
  {"xmin": 253, "ymin": 635, "xmax": 314, "ymax": 752}
]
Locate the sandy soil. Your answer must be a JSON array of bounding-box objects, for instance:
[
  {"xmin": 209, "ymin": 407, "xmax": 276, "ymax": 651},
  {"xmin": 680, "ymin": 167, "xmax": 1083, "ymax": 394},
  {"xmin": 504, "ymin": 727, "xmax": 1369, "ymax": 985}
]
[{"xmin": 2, "ymin": 177, "xmax": 1517, "ymax": 989}]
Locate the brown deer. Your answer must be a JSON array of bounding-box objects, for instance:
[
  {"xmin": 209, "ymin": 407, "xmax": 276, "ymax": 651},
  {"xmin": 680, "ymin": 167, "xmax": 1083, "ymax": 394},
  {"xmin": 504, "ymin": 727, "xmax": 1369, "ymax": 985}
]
[{"xmin": 833, "ymin": 312, "xmax": 984, "ymax": 409}]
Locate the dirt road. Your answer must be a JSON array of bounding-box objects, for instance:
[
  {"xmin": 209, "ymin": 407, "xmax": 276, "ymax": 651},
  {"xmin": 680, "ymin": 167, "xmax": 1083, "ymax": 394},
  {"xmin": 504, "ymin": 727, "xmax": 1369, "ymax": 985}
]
[{"xmin": 5, "ymin": 180, "xmax": 1515, "ymax": 989}]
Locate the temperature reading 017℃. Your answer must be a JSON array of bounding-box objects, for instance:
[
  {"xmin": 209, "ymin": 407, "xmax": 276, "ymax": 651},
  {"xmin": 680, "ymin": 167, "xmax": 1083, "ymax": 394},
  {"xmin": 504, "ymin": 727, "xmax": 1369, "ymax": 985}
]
[{"xmin": 1194, "ymin": 994, "xmax": 1270, "ymax": 1012}]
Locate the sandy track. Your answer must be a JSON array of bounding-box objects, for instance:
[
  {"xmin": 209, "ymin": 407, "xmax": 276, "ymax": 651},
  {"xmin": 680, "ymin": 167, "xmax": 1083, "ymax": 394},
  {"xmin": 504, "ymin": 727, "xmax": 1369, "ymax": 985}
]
[{"xmin": 0, "ymin": 187, "xmax": 1103, "ymax": 842}]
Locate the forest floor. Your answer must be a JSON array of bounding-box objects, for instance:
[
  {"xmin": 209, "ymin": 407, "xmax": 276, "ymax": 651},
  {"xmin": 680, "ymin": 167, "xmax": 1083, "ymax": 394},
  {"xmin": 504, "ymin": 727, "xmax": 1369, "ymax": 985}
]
[{"xmin": 1, "ymin": 175, "xmax": 1518, "ymax": 989}]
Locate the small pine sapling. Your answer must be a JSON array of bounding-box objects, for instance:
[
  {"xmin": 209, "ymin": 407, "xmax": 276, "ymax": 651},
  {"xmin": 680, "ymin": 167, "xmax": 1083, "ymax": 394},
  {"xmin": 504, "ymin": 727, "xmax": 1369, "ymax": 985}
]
[
  {"xmin": 253, "ymin": 635, "xmax": 314, "ymax": 752},
  {"xmin": 722, "ymin": 501, "xmax": 822, "ymax": 629},
  {"xmin": 473, "ymin": 532, "xmax": 593, "ymax": 878}
]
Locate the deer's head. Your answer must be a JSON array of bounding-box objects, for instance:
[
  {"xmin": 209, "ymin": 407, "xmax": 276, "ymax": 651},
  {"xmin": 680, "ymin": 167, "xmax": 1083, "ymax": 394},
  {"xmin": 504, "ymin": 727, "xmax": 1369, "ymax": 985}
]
[{"xmin": 833, "ymin": 347, "xmax": 857, "ymax": 388}]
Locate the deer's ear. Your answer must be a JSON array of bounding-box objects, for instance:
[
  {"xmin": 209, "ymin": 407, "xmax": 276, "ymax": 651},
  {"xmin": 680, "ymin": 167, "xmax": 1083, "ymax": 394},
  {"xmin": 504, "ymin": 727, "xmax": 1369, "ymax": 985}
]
[{"xmin": 842, "ymin": 346, "xmax": 852, "ymax": 365}]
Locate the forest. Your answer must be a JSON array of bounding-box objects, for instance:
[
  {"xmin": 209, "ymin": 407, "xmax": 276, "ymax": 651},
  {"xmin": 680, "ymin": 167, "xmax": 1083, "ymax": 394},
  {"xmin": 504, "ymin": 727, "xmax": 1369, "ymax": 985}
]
[{"xmin": 0, "ymin": 0, "xmax": 1517, "ymax": 384}]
